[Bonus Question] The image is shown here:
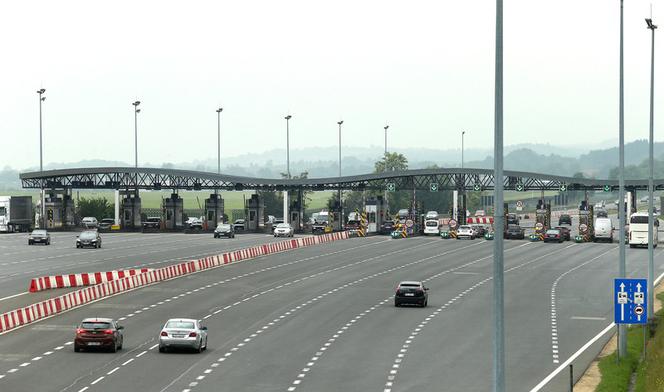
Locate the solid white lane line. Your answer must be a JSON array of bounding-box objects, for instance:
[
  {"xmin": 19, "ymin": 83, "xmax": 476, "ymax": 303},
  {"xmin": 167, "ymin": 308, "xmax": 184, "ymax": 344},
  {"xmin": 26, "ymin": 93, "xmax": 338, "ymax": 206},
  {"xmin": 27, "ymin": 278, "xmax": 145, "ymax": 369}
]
[
  {"xmin": 571, "ymin": 316, "xmax": 606, "ymax": 321},
  {"xmin": 0, "ymin": 291, "xmax": 28, "ymax": 302}
]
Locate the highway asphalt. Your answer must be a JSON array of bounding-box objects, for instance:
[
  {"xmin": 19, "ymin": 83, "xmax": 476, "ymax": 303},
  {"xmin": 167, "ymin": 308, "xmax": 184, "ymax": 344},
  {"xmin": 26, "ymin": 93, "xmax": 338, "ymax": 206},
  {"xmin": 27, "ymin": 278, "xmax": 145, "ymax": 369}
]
[{"xmin": 0, "ymin": 233, "xmax": 661, "ymax": 392}]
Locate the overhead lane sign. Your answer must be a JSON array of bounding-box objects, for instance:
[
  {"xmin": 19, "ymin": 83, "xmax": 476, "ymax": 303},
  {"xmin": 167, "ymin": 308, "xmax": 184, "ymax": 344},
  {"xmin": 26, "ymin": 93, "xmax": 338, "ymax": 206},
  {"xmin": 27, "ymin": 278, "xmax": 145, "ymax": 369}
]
[{"xmin": 614, "ymin": 278, "xmax": 647, "ymax": 325}]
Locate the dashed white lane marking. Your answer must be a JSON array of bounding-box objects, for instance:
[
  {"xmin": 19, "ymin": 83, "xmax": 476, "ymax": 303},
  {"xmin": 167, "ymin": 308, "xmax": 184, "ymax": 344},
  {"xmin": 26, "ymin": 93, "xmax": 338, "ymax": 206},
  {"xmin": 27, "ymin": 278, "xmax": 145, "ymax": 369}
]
[
  {"xmin": 90, "ymin": 376, "xmax": 104, "ymax": 385},
  {"xmin": 570, "ymin": 316, "xmax": 606, "ymax": 321},
  {"xmin": 383, "ymin": 243, "xmax": 575, "ymax": 391},
  {"xmin": 122, "ymin": 358, "xmax": 134, "ymax": 366},
  {"xmin": 179, "ymin": 241, "xmax": 491, "ymax": 391},
  {"xmin": 77, "ymin": 387, "xmax": 88, "ymax": 392},
  {"xmin": 107, "ymin": 367, "xmax": 120, "ymax": 375},
  {"xmin": 549, "ymin": 246, "xmax": 615, "ymax": 363}
]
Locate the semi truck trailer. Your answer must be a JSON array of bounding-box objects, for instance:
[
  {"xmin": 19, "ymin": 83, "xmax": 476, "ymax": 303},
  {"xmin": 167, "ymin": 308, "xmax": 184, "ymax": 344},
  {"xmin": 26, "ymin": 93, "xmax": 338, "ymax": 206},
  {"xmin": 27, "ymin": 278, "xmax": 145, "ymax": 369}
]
[{"xmin": 0, "ymin": 196, "xmax": 33, "ymax": 232}]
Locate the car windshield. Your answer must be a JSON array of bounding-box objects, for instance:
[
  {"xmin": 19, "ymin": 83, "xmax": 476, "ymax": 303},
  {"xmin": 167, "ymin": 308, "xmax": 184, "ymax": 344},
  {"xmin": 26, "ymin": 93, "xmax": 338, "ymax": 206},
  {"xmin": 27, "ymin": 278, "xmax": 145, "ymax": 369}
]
[
  {"xmin": 147, "ymin": 217, "xmax": 161, "ymax": 222},
  {"xmin": 32, "ymin": 230, "xmax": 47, "ymax": 235},
  {"xmin": 82, "ymin": 218, "xmax": 95, "ymax": 222},
  {"xmin": 276, "ymin": 223, "xmax": 290, "ymax": 228},
  {"xmin": 101, "ymin": 219, "xmax": 114, "ymax": 223},
  {"xmin": 546, "ymin": 230, "xmax": 560, "ymax": 235},
  {"xmin": 165, "ymin": 320, "xmax": 195, "ymax": 329},
  {"xmin": 79, "ymin": 231, "xmax": 96, "ymax": 239},
  {"xmin": 508, "ymin": 225, "xmax": 520, "ymax": 230},
  {"xmin": 630, "ymin": 215, "xmax": 649, "ymax": 224},
  {"xmin": 81, "ymin": 321, "xmax": 111, "ymax": 329},
  {"xmin": 235, "ymin": 220, "xmax": 245, "ymax": 224}
]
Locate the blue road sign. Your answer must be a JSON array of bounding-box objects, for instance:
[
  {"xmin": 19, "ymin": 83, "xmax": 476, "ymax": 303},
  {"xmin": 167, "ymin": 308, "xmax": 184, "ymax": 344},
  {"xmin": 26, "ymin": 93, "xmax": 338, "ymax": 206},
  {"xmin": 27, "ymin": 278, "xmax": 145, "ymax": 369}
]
[{"xmin": 614, "ymin": 278, "xmax": 648, "ymax": 324}]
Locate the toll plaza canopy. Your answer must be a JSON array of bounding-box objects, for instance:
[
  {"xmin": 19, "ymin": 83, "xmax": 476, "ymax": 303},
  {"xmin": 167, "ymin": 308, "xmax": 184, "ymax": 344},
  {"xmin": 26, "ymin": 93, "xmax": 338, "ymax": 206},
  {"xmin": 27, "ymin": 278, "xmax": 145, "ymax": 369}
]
[{"xmin": 18, "ymin": 167, "xmax": 663, "ymax": 192}]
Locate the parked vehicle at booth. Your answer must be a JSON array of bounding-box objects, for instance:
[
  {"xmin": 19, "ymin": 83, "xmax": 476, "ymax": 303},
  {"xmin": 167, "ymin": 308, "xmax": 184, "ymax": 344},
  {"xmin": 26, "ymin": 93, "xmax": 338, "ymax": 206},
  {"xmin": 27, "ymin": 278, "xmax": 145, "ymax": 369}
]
[
  {"xmin": 98, "ymin": 218, "xmax": 115, "ymax": 231},
  {"xmin": 472, "ymin": 225, "xmax": 487, "ymax": 237},
  {"xmin": 544, "ymin": 229, "xmax": 563, "ymax": 243},
  {"xmin": 394, "ymin": 281, "xmax": 429, "ymax": 307},
  {"xmin": 554, "ymin": 226, "xmax": 571, "ymax": 241},
  {"xmin": 596, "ymin": 209, "xmax": 608, "ymax": 218},
  {"xmin": 457, "ymin": 225, "xmax": 475, "ymax": 240},
  {"xmin": 159, "ymin": 318, "xmax": 208, "ymax": 353},
  {"xmin": 28, "ymin": 229, "xmax": 50, "ymax": 245},
  {"xmin": 274, "ymin": 223, "xmax": 294, "ymax": 237},
  {"xmin": 186, "ymin": 217, "xmax": 203, "ymax": 230},
  {"xmin": 558, "ymin": 214, "xmax": 572, "ymax": 226},
  {"xmin": 214, "ymin": 223, "xmax": 235, "ymax": 238},
  {"xmin": 143, "ymin": 216, "xmax": 162, "ymax": 230},
  {"xmin": 81, "ymin": 216, "xmax": 98, "ymax": 229},
  {"xmin": 74, "ymin": 318, "xmax": 124, "ymax": 352},
  {"xmin": 0, "ymin": 196, "xmax": 33, "ymax": 232},
  {"xmin": 594, "ymin": 217, "xmax": 614, "ymax": 242},
  {"xmin": 76, "ymin": 230, "xmax": 102, "ymax": 248},
  {"xmin": 233, "ymin": 219, "xmax": 246, "ymax": 232},
  {"xmin": 629, "ymin": 212, "xmax": 659, "ymax": 248},
  {"xmin": 425, "ymin": 211, "xmax": 439, "ymax": 219},
  {"xmin": 505, "ymin": 224, "xmax": 525, "ymax": 239},
  {"xmin": 475, "ymin": 210, "xmax": 486, "ymax": 217},
  {"xmin": 507, "ymin": 213, "xmax": 519, "ymax": 226},
  {"xmin": 423, "ymin": 219, "xmax": 440, "ymax": 235},
  {"xmin": 380, "ymin": 220, "xmax": 395, "ymax": 235},
  {"xmin": 397, "ymin": 209, "xmax": 409, "ymax": 222}
]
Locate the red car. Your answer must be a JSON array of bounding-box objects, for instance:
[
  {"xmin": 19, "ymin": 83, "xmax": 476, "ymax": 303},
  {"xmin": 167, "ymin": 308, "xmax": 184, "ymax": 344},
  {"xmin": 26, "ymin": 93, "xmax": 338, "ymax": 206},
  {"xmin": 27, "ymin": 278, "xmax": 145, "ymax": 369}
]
[{"xmin": 74, "ymin": 318, "xmax": 124, "ymax": 352}]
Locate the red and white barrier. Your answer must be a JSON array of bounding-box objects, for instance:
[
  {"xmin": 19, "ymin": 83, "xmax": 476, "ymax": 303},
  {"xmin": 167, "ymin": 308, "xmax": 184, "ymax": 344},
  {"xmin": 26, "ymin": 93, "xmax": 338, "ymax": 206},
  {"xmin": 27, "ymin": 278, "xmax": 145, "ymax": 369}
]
[
  {"xmin": 28, "ymin": 268, "xmax": 152, "ymax": 293},
  {"xmin": 1, "ymin": 231, "xmax": 350, "ymax": 334},
  {"xmin": 466, "ymin": 217, "xmax": 494, "ymax": 225}
]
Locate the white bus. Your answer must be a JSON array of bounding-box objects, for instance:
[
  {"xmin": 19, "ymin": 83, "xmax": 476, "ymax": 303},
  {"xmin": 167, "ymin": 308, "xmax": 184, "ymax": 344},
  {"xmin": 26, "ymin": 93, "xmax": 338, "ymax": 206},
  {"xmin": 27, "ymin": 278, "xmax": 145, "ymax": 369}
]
[{"xmin": 629, "ymin": 212, "xmax": 659, "ymax": 248}]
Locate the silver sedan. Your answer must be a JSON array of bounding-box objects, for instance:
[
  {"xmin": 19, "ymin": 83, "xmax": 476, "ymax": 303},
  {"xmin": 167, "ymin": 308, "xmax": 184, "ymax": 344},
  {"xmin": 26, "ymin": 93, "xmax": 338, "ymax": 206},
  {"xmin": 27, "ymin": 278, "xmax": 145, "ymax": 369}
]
[
  {"xmin": 273, "ymin": 223, "xmax": 294, "ymax": 237},
  {"xmin": 158, "ymin": 318, "xmax": 208, "ymax": 353}
]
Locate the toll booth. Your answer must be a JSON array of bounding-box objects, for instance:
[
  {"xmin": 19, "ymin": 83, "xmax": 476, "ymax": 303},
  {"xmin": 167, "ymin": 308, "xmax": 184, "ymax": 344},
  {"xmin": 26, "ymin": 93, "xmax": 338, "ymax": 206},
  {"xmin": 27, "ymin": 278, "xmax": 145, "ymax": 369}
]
[
  {"xmin": 163, "ymin": 193, "xmax": 183, "ymax": 230},
  {"xmin": 62, "ymin": 191, "xmax": 75, "ymax": 227},
  {"xmin": 535, "ymin": 200, "xmax": 551, "ymax": 234},
  {"xmin": 121, "ymin": 193, "xmax": 142, "ymax": 229},
  {"xmin": 578, "ymin": 202, "xmax": 594, "ymax": 241},
  {"xmin": 290, "ymin": 191, "xmax": 302, "ymax": 233},
  {"xmin": 44, "ymin": 192, "xmax": 63, "ymax": 229},
  {"xmin": 331, "ymin": 200, "xmax": 342, "ymax": 231},
  {"xmin": 244, "ymin": 194, "xmax": 265, "ymax": 232},
  {"xmin": 205, "ymin": 193, "xmax": 224, "ymax": 229},
  {"xmin": 365, "ymin": 196, "xmax": 387, "ymax": 234}
]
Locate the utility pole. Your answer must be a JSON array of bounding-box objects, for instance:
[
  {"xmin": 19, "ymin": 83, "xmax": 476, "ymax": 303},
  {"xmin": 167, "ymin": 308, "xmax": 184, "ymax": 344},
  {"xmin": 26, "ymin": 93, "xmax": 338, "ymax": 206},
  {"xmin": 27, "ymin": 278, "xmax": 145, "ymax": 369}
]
[
  {"xmin": 617, "ymin": 0, "xmax": 627, "ymax": 358},
  {"xmin": 646, "ymin": 16, "xmax": 657, "ymax": 321},
  {"xmin": 37, "ymin": 88, "xmax": 46, "ymax": 229}
]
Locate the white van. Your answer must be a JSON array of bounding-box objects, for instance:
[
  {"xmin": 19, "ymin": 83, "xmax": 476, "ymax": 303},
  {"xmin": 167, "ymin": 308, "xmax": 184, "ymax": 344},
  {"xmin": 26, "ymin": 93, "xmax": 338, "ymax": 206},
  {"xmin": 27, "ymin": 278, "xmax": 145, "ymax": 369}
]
[
  {"xmin": 594, "ymin": 217, "xmax": 613, "ymax": 242},
  {"xmin": 629, "ymin": 212, "xmax": 659, "ymax": 248},
  {"xmin": 423, "ymin": 219, "xmax": 440, "ymax": 235}
]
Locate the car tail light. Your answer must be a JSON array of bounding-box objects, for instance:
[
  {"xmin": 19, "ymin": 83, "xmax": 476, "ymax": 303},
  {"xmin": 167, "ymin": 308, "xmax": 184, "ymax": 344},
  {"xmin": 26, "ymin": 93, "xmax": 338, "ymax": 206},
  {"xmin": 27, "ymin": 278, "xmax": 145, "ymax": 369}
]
[
  {"xmin": 103, "ymin": 329, "xmax": 113, "ymax": 335},
  {"xmin": 160, "ymin": 331, "xmax": 168, "ymax": 337},
  {"xmin": 189, "ymin": 332, "xmax": 197, "ymax": 337},
  {"xmin": 76, "ymin": 328, "xmax": 85, "ymax": 335}
]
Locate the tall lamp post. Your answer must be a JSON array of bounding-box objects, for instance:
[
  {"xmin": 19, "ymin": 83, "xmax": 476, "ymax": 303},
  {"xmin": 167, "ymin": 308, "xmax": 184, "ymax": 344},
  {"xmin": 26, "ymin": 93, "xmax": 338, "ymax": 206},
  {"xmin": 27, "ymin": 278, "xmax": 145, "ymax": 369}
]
[
  {"xmin": 216, "ymin": 107, "xmax": 223, "ymax": 175},
  {"xmin": 617, "ymin": 0, "xmax": 627, "ymax": 359},
  {"xmin": 384, "ymin": 124, "xmax": 389, "ymax": 214},
  {"xmin": 284, "ymin": 115, "xmax": 292, "ymax": 224},
  {"xmin": 462, "ymin": 131, "xmax": 466, "ymax": 169},
  {"xmin": 338, "ymin": 120, "xmax": 344, "ymax": 229},
  {"xmin": 384, "ymin": 125, "xmax": 389, "ymax": 155},
  {"xmin": 132, "ymin": 101, "xmax": 141, "ymax": 168},
  {"xmin": 37, "ymin": 88, "xmax": 46, "ymax": 229},
  {"xmin": 646, "ymin": 17, "xmax": 657, "ymax": 321}
]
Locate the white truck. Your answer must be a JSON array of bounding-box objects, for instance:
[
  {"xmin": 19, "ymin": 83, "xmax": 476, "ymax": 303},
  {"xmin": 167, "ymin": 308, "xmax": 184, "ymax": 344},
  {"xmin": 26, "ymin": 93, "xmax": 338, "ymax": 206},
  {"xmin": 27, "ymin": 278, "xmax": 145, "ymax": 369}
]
[{"xmin": 0, "ymin": 196, "xmax": 33, "ymax": 232}]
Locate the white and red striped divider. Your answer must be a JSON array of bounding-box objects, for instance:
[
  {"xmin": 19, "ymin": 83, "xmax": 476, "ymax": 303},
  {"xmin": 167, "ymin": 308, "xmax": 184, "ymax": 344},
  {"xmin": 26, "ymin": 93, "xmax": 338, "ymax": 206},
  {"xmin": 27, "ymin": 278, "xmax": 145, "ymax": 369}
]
[
  {"xmin": 466, "ymin": 217, "xmax": 494, "ymax": 225},
  {"xmin": 28, "ymin": 268, "xmax": 152, "ymax": 293},
  {"xmin": 2, "ymin": 232, "xmax": 350, "ymax": 334}
]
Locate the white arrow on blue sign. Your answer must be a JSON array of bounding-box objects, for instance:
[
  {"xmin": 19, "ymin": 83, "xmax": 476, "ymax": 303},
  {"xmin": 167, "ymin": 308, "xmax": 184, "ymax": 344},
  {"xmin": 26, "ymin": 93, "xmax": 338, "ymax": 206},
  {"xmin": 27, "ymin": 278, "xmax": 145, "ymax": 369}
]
[{"xmin": 614, "ymin": 278, "xmax": 648, "ymax": 324}]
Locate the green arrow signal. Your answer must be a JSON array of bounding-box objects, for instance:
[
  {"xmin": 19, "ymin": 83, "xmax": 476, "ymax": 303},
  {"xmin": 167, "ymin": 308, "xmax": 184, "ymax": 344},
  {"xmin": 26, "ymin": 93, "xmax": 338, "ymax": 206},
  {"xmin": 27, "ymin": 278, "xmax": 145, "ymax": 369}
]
[
  {"xmin": 386, "ymin": 183, "xmax": 396, "ymax": 192},
  {"xmin": 516, "ymin": 184, "xmax": 524, "ymax": 192},
  {"xmin": 559, "ymin": 184, "xmax": 567, "ymax": 192},
  {"xmin": 430, "ymin": 183, "xmax": 438, "ymax": 192},
  {"xmin": 603, "ymin": 185, "xmax": 611, "ymax": 192},
  {"xmin": 473, "ymin": 184, "xmax": 481, "ymax": 191}
]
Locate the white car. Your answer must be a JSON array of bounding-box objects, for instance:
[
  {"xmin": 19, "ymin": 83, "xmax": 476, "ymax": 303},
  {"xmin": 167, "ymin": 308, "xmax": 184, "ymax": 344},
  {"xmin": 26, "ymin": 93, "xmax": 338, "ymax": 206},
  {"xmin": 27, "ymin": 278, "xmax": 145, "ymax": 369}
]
[
  {"xmin": 158, "ymin": 318, "xmax": 207, "ymax": 353},
  {"xmin": 423, "ymin": 220, "xmax": 440, "ymax": 235},
  {"xmin": 456, "ymin": 225, "xmax": 475, "ymax": 240},
  {"xmin": 475, "ymin": 210, "xmax": 486, "ymax": 217},
  {"xmin": 425, "ymin": 211, "xmax": 439, "ymax": 219},
  {"xmin": 274, "ymin": 223, "xmax": 294, "ymax": 237},
  {"xmin": 81, "ymin": 217, "xmax": 98, "ymax": 228}
]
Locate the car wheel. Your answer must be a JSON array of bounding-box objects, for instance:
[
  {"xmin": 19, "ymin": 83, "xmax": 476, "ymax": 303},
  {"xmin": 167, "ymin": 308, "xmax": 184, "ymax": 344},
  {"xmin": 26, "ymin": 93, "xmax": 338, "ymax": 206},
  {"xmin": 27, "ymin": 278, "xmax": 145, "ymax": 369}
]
[
  {"xmin": 422, "ymin": 300, "xmax": 428, "ymax": 307},
  {"xmin": 118, "ymin": 337, "xmax": 123, "ymax": 350},
  {"xmin": 196, "ymin": 340, "xmax": 203, "ymax": 353},
  {"xmin": 47, "ymin": 239, "xmax": 51, "ymax": 245},
  {"xmin": 76, "ymin": 244, "xmax": 80, "ymax": 248},
  {"xmin": 28, "ymin": 241, "xmax": 32, "ymax": 245},
  {"xmin": 203, "ymin": 337, "xmax": 208, "ymax": 350},
  {"xmin": 74, "ymin": 344, "xmax": 81, "ymax": 352},
  {"xmin": 394, "ymin": 300, "xmax": 400, "ymax": 307},
  {"xmin": 110, "ymin": 342, "xmax": 118, "ymax": 353}
]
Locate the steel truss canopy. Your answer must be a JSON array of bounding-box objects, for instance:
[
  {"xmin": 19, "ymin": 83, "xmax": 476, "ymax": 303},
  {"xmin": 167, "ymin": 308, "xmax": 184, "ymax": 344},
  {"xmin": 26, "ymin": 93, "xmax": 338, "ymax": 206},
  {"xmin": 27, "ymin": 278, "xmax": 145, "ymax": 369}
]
[{"xmin": 19, "ymin": 167, "xmax": 662, "ymax": 192}]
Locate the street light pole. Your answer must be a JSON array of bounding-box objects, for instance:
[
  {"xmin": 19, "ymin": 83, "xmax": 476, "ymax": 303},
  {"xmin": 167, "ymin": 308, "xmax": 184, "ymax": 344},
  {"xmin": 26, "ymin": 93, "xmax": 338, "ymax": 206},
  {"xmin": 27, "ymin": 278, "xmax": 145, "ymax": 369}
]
[
  {"xmin": 338, "ymin": 120, "xmax": 344, "ymax": 229},
  {"xmin": 646, "ymin": 17, "xmax": 657, "ymax": 321},
  {"xmin": 37, "ymin": 88, "xmax": 46, "ymax": 229},
  {"xmin": 462, "ymin": 131, "xmax": 466, "ymax": 169},
  {"xmin": 384, "ymin": 124, "xmax": 390, "ymax": 214},
  {"xmin": 384, "ymin": 125, "xmax": 389, "ymax": 156},
  {"xmin": 284, "ymin": 115, "xmax": 292, "ymax": 224},
  {"xmin": 216, "ymin": 108, "xmax": 223, "ymax": 174},
  {"xmin": 493, "ymin": 0, "xmax": 505, "ymax": 390},
  {"xmin": 132, "ymin": 101, "xmax": 141, "ymax": 168},
  {"xmin": 618, "ymin": 0, "xmax": 627, "ymax": 359}
]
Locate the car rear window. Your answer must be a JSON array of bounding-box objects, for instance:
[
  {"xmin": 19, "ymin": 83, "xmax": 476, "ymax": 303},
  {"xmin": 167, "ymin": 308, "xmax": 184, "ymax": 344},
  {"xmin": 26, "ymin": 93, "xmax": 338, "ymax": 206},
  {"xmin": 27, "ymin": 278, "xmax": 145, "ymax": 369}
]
[
  {"xmin": 79, "ymin": 231, "xmax": 96, "ymax": 239},
  {"xmin": 399, "ymin": 283, "xmax": 420, "ymax": 288},
  {"xmin": 630, "ymin": 216, "xmax": 649, "ymax": 224},
  {"xmin": 32, "ymin": 230, "xmax": 47, "ymax": 235},
  {"xmin": 426, "ymin": 221, "xmax": 438, "ymax": 227},
  {"xmin": 165, "ymin": 321, "xmax": 195, "ymax": 329},
  {"xmin": 546, "ymin": 230, "xmax": 560, "ymax": 234},
  {"xmin": 81, "ymin": 322, "xmax": 111, "ymax": 329}
]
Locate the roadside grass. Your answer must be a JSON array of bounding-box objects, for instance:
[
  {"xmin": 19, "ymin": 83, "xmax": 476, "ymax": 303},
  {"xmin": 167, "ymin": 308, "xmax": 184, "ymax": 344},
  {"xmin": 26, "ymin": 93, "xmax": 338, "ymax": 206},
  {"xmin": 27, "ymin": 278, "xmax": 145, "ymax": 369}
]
[
  {"xmin": 596, "ymin": 326, "xmax": 646, "ymax": 392},
  {"xmin": 634, "ymin": 292, "xmax": 664, "ymax": 392}
]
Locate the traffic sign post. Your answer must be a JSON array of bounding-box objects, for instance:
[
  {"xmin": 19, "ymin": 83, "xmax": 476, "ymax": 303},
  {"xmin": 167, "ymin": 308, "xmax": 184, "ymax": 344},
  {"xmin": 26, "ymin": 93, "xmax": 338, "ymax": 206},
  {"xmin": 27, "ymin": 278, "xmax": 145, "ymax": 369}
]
[
  {"xmin": 516, "ymin": 200, "xmax": 523, "ymax": 212},
  {"xmin": 614, "ymin": 278, "xmax": 648, "ymax": 325}
]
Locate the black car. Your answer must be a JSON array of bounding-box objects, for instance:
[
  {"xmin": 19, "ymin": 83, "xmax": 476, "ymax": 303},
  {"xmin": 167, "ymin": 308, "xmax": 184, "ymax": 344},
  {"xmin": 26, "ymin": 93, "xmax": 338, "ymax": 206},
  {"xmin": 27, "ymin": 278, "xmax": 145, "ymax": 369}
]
[
  {"xmin": 558, "ymin": 214, "xmax": 572, "ymax": 226},
  {"xmin": 554, "ymin": 226, "xmax": 571, "ymax": 241},
  {"xmin": 28, "ymin": 229, "xmax": 51, "ymax": 245},
  {"xmin": 380, "ymin": 220, "xmax": 396, "ymax": 235},
  {"xmin": 505, "ymin": 224, "xmax": 525, "ymax": 240},
  {"xmin": 214, "ymin": 223, "xmax": 235, "ymax": 238},
  {"xmin": 76, "ymin": 230, "xmax": 102, "ymax": 248},
  {"xmin": 143, "ymin": 217, "xmax": 162, "ymax": 231},
  {"xmin": 98, "ymin": 218, "xmax": 115, "ymax": 231},
  {"xmin": 394, "ymin": 281, "xmax": 429, "ymax": 307},
  {"xmin": 233, "ymin": 219, "xmax": 246, "ymax": 232},
  {"xmin": 506, "ymin": 213, "xmax": 519, "ymax": 225}
]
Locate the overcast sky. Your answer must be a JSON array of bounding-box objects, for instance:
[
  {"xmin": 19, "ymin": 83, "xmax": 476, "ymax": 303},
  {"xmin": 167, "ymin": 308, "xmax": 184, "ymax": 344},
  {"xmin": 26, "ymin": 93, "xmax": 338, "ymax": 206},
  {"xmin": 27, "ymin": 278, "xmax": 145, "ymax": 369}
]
[{"xmin": 2, "ymin": 0, "xmax": 663, "ymax": 170}]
